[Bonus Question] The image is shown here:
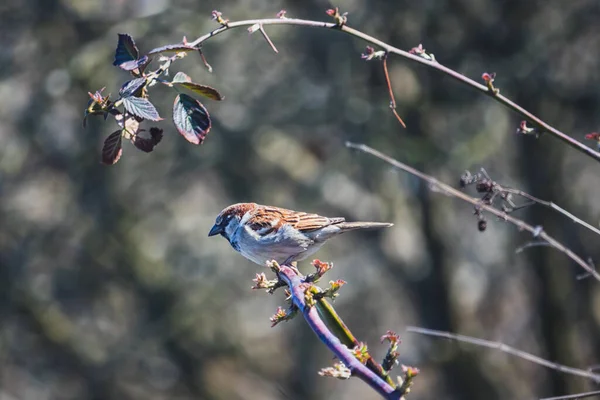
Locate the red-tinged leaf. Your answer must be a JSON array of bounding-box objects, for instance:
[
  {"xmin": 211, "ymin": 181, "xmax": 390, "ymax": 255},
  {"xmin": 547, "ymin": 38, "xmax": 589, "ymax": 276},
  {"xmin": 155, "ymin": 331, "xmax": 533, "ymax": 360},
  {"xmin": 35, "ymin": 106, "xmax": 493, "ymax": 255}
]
[
  {"xmin": 172, "ymin": 94, "xmax": 211, "ymax": 145},
  {"xmin": 113, "ymin": 34, "xmax": 139, "ymax": 67},
  {"xmin": 119, "ymin": 78, "xmax": 147, "ymax": 98},
  {"xmin": 173, "ymin": 82, "xmax": 223, "ymax": 101},
  {"xmin": 122, "ymin": 96, "xmax": 161, "ymax": 121},
  {"xmin": 102, "ymin": 130, "xmax": 123, "ymax": 165},
  {"xmin": 172, "ymin": 71, "xmax": 192, "ymax": 83},
  {"xmin": 148, "ymin": 43, "xmax": 197, "ymax": 55}
]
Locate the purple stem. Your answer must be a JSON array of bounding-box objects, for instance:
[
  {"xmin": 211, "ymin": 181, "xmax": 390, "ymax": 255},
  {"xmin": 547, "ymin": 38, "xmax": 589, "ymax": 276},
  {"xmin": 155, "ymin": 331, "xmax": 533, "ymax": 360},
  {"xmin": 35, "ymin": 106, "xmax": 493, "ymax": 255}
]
[{"xmin": 277, "ymin": 265, "xmax": 400, "ymax": 400}]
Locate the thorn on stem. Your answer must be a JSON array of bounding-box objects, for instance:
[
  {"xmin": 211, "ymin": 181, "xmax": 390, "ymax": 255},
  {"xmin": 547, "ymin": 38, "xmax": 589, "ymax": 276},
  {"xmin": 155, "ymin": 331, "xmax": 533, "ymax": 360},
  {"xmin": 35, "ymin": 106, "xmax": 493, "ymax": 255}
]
[
  {"xmin": 259, "ymin": 25, "xmax": 278, "ymax": 53},
  {"xmin": 197, "ymin": 48, "xmax": 213, "ymax": 73}
]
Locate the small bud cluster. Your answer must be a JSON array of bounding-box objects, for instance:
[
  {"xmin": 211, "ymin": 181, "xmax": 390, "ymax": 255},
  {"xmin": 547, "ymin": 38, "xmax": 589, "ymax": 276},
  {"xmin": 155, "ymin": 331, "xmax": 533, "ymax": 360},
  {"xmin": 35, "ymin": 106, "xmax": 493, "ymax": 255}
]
[
  {"xmin": 85, "ymin": 88, "xmax": 113, "ymax": 125},
  {"xmin": 397, "ymin": 365, "xmax": 420, "ymax": 395},
  {"xmin": 326, "ymin": 7, "xmax": 348, "ymax": 26},
  {"xmin": 321, "ymin": 279, "xmax": 347, "ymax": 300},
  {"xmin": 585, "ymin": 132, "xmax": 600, "ymax": 150},
  {"xmin": 482, "ymin": 72, "xmax": 499, "ymax": 94},
  {"xmin": 409, "ymin": 44, "xmax": 436, "ymax": 62},
  {"xmin": 305, "ymin": 259, "xmax": 333, "ymax": 283},
  {"xmin": 361, "ymin": 46, "xmax": 386, "ymax": 61},
  {"xmin": 270, "ymin": 306, "xmax": 297, "ymax": 327},
  {"xmin": 350, "ymin": 342, "xmax": 370, "ymax": 364},
  {"xmin": 380, "ymin": 330, "xmax": 401, "ymax": 372},
  {"xmin": 251, "ymin": 272, "xmax": 280, "ymax": 290},
  {"xmin": 318, "ymin": 362, "xmax": 352, "ymax": 379},
  {"xmin": 211, "ymin": 10, "xmax": 229, "ymax": 26}
]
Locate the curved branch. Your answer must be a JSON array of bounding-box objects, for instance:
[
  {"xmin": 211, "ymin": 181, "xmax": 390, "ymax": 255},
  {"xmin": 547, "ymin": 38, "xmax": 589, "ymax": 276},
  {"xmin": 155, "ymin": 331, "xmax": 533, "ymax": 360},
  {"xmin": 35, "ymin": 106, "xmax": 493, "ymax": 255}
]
[
  {"xmin": 276, "ymin": 265, "xmax": 401, "ymax": 400},
  {"xmin": 406, "ymin": 326, "xmax": 600, "ymax": 383},
  {"xmin": 346, "ymin": 142, "xmax": 600, "ymax": 282},
  {"xmin": 188, "ymin": 17, "xmax": 600, "ymax": 163}
]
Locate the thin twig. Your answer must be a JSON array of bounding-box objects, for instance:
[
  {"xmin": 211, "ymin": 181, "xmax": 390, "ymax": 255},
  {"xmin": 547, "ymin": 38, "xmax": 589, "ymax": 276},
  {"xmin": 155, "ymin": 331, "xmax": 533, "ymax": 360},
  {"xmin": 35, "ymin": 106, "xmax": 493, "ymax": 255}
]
[
  {"xmin": 346, "ymin": 142, "xmax": 600, "ymax": 282},
  {"xmin": 258, "ymin": 24, "xmax": 278, "ymax": 53},
  {"xmin": 539, "ymin": 390, "xmax": 600, "ymax": 400},
  {"xmin": 405, "ymin": 326, "xmax": 600, "ymax": 383},
  {"xmin": 515, "ymin": 241, "xmax": 553, "ymax": 253},
  {"xmin": 277, "ymin": 265, "xmax": 400, "ymax": 399},
  {"xmin": 197, "ymin": 47, "xmax": 213, "ymax": 72},
  {"xmin": 501, "ymin": 188, "xmax": 600, "ymax": 237},
  {"xmin": 186, "ymin": 18, "xmax": 600, "ymax": 163},
  {"xmin": 382, "ymin": 54, "xmax": 406, "ymax": 128}
]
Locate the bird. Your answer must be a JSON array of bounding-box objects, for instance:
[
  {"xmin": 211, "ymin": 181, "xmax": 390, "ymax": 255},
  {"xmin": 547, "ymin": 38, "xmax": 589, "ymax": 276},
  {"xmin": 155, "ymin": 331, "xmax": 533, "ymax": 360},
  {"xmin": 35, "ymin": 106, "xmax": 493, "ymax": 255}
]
[{"xmin": 208, "ymin": 202, "xmax": 393, "ymax": 266}]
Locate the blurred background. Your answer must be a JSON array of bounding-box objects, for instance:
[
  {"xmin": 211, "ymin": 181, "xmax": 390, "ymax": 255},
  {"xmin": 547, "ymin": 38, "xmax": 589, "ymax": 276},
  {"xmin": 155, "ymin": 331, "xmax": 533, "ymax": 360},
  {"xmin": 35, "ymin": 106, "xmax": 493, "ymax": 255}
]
[{"xmin": 1, "ymin": 0, "xmax": 600, "ymax": 399}]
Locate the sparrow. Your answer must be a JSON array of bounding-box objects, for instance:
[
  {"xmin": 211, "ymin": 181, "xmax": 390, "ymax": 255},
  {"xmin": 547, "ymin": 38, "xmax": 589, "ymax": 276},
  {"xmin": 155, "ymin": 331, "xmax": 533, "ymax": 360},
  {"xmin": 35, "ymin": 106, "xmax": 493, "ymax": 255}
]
[{"xmin": 208, "ymin": 202, "xmax": 392, "ymax": 266}]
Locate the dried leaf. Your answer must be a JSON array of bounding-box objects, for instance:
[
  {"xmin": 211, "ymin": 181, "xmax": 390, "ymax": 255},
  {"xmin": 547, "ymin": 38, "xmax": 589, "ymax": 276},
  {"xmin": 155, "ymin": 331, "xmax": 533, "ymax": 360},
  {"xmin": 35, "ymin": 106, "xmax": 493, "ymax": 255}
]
[
  {"xmin": 172, "ymin": 94, "xmax": 211, "ymax": 145},
  {"xmin": 102, "ymin": 130, "xmax": 123, "ymax": 165}
]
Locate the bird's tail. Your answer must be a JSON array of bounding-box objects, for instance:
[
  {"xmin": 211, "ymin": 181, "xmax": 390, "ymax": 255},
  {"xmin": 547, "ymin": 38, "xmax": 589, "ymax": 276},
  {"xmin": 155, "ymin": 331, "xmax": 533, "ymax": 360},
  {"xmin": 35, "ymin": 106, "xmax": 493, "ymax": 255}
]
[{"xmin": 337, "ymin": 221, "xmax": 393, "ymax": 232}]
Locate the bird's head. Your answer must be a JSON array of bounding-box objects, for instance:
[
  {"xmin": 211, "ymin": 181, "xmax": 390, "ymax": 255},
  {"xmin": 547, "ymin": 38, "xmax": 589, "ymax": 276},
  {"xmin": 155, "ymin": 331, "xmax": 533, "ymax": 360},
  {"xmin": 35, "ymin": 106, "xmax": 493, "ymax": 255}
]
[{"xmin": 208, "ymin": 203, "xmax": 255, "ymax": 241}]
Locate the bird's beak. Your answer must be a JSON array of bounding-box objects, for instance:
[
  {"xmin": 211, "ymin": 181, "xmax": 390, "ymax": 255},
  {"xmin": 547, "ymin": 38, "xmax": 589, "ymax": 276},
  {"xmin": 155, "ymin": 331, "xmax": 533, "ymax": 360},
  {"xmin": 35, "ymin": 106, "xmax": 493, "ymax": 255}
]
[{"xmin": 208, "ymin": 224, "xmax": 223, "ymax": 237}]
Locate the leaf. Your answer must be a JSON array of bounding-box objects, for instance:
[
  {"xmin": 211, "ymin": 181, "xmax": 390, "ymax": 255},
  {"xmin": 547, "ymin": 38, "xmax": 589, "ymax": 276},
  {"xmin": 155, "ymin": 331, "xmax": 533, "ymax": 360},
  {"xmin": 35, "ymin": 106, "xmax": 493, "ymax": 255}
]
[
  {"xmin": 113, "ymin": 34, "xmax": 139, "ymax": 67},
  {"xmin": 172, "ymin": 71, "xmax": 192, "ymax": 83},
  {"xmin": 148, "ymin": 43, "xmax": 197, "ymax": 55},
  {"xmin": 170, "ymin": 72, "xmax": 223, "ymax": 100},
  {"xmin": 102, "ymin": 130, "xmax": 123, "ymax": 165},
  {"xmin": 172, "ymin": 94, "xmax": 211, "ymax": 145},
  {"xmin": 119, "ymin": 78, "xmax": 147, "ymax": 98},
  {"xmin": 173, "ymin": 82, "xmax": 224, "ymax": 101},
  {"xmin": 149, "ymin": 126, "xmax": 163, "ymax": 143},
  {"xmin": 122, "ymin": 96, "xmax": 161, "ymax": 121},
  {"xmin": 118, "ymin": 55, "xmax": 149, "ymax": 72},
  {"xmin": 132, "ymin": 127, "xmax": 163, "ymax": 153}
]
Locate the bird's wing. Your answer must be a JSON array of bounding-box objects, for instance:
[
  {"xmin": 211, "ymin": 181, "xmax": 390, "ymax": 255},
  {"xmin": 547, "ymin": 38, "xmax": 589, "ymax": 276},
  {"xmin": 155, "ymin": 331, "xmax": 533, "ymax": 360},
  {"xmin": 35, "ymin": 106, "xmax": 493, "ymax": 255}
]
[
  {"xmin": 287, "ymin": 212, "xmax": 345, "ymax": 232},
  {"xmin": 248, "ymin": 206, "xmax": 345, "ymax": 234}
]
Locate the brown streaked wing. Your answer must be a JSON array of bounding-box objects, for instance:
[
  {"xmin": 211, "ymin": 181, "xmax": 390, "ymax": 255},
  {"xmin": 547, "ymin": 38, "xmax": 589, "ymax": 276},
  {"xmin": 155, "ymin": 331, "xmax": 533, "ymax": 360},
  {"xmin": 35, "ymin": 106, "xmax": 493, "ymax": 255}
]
[
  {"xmin": 283, "ymin": 211, "xmax": 345, "ymax": 232},
  {"xmin": 247, "ymin": 206, "xmax": 283, "ymax": 234},
  {"xmin": 251, "ymin": 205, "xmax": 346, "ymax": 233}
]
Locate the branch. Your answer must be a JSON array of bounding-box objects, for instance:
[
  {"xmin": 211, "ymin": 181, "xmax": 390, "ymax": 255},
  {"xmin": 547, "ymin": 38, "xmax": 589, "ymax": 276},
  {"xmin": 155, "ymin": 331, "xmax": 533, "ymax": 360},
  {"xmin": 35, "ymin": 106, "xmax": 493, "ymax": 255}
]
[
  {"xmin": 276, "ymin": 264, "xmax": 402, "ymax": 399},
  {"xmin": 316, "ymin": 298, "xmax": 397, "ymax": 387},
  {"xmin": 461, "ymin": 168, "xmax": 600, "ymax": 238},
  {"xmin": 540, "ymin": 390, "xmax": 600, "ymax": 400},
  {"xmin": 501, "ymin": 187, "xmax": 600, "ymax": 237},
  {"xmin": 406, "ymin": 326, "xmax": 600, "ymax": 383},
  {"xmin": 346, "ymin": 142, "xmax": 600, "ymax": 282},
  {"xmin": 186, "ymin": 16, "xmax": 600, "ymax": 163}
]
